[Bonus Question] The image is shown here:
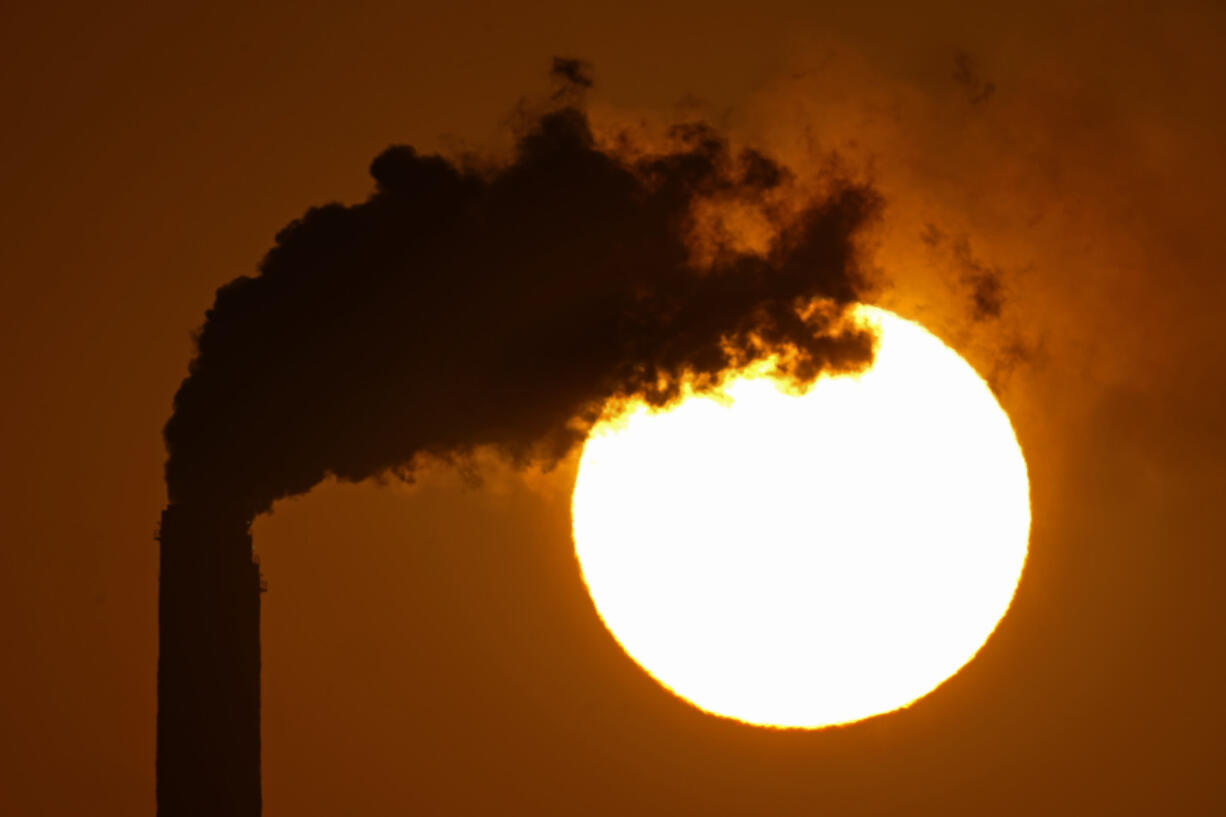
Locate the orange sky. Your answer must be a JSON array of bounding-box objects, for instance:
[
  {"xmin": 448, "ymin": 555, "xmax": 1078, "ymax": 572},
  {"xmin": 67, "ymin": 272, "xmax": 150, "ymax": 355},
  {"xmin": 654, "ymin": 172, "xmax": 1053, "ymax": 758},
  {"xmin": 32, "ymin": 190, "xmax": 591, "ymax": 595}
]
[{"xmin": 1, "ymin": 1, "xmax": 1223, "ymax": 814}]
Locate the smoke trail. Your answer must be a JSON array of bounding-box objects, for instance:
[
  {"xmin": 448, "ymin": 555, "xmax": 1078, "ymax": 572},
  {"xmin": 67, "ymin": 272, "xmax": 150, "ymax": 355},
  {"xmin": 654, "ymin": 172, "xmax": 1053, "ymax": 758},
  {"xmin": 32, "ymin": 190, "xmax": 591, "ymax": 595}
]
[
  {"xmin": 164, "ymin": 66, "xmax": 881, "ymax": 520},
  {"xmin": 156, "ymin": 63, "xmax": 880, "ymax": 816}
]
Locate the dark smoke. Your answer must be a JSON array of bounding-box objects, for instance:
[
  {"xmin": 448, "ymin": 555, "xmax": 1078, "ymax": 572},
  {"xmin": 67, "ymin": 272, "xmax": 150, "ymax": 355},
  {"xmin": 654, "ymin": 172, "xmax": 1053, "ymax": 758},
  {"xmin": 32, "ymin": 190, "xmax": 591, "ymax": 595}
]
[
  {"xmin": 156, "ymin": 63, "xmax": 883, "ymax": 816},
  {"xmin": 550, "ymin": 56, "xmax": 594, "ymax": 97},
  {"xmin": 163, "ymin": 68, "xmax": 881, "ymax": 521},
  {"xmin": 953, "ymin": 50, "xmax": 996, "ymax": 105}
]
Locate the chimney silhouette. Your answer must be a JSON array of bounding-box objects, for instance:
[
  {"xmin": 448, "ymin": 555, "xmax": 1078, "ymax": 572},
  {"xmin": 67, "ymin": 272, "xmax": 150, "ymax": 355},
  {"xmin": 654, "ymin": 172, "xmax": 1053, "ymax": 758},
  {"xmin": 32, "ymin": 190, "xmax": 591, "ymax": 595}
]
[{"xmin": 157, "ymin": 504, "xmax": 262, "ymax": 816}]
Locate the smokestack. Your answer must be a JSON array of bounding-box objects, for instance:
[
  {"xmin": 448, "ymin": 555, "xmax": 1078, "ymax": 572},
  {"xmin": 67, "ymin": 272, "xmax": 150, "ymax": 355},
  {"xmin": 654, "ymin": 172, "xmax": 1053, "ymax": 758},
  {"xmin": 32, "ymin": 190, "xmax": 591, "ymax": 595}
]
[
  {"xmin": 157, "ymin": 61, "xmax": 880, "ymax": 814},
  {"xmin": 157, "ymin": 505, "xmax": 261, "ymax": 816}
]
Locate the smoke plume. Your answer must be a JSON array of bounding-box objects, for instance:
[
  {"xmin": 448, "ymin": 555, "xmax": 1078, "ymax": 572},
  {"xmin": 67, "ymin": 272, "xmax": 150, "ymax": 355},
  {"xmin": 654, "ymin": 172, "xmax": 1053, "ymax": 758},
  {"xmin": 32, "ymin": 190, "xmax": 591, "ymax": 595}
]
[
  {"xmin": 156, "ymin": 60, "xmax": 883, "ymax": 817},
  {"xmin": 163, "ymin": 64, "xmax": 881, "ymax": 520}
]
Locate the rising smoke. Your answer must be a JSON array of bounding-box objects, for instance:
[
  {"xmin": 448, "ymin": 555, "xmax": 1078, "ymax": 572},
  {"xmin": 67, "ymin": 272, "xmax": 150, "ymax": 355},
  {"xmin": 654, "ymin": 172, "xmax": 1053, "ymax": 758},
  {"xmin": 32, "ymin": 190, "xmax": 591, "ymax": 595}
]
[
  {"xmin": 156, "ymin": 58, "xmax": 883, "ymax": 817},
  {"xmin": 163, "ymin": 59, "xmax": 882, "ymax": 520}
]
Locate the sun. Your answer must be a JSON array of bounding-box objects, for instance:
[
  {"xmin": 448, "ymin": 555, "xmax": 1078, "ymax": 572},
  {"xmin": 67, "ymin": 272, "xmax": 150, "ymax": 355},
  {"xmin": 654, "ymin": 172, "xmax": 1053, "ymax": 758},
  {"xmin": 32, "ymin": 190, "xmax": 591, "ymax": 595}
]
[{"xmin": 570, "ymin": 305, "xmax": 1030, "ymax": 729}]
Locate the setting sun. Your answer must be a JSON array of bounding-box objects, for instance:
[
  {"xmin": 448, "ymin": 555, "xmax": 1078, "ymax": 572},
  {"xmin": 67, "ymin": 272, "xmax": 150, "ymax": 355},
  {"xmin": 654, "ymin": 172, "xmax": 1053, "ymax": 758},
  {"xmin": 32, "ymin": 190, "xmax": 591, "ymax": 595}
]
[{"xmin": 571, "ymin": 305, "xmax": 1031, "ymax": 728}]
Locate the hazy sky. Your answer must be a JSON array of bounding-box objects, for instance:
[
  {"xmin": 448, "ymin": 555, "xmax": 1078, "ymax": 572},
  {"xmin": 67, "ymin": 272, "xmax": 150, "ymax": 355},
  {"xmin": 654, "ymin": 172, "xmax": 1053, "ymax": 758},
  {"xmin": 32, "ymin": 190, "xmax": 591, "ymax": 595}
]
[{"xmin": 1, "ymin": 1, "xmax": 1223, "ymax": 814}]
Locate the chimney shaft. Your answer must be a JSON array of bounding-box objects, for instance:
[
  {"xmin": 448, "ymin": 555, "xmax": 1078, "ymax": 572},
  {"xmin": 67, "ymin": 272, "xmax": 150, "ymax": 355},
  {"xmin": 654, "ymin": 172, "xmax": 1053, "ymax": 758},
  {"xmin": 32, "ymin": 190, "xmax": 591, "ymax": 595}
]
[{"xmin": 157, "ymin": 504, "xmax": 262, "ymax": 816}]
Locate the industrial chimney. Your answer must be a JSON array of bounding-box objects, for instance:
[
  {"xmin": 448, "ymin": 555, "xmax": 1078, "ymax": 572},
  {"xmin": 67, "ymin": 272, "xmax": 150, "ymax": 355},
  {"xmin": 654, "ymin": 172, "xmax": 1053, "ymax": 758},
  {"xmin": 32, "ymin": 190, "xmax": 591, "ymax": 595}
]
[{"xmin": 157, "ymin": 504, "xmax": 262, "ymax": 816}]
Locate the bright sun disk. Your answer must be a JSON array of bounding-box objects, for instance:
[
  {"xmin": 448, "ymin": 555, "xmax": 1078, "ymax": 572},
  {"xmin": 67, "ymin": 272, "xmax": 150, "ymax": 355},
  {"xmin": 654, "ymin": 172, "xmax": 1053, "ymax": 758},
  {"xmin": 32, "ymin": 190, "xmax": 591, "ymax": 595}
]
[{"xmin": 570, "ymin": 304, "xmax": 1031, "ymax": 728}]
